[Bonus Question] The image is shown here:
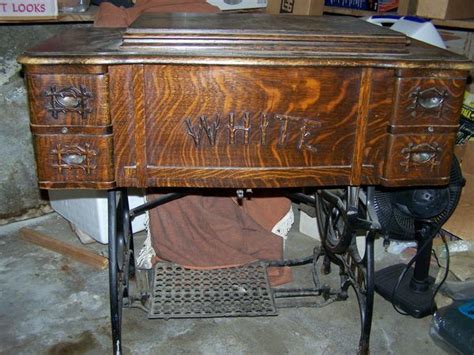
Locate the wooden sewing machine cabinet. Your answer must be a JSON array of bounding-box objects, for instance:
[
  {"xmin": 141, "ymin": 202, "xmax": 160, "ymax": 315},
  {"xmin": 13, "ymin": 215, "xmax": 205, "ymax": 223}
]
[{"xmin": 19, "ymin": 13, "xmax": 472, "ymax": 354}]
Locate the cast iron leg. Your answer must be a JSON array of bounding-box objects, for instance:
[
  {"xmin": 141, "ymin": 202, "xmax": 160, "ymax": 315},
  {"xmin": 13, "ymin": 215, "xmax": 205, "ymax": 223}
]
[
  {"xmin": 122, "ymin": 189, "xmax": 135, "ymax": 279},
  {"xmin": 358, "ymin": 231, "xmax": 375, "ymax": 355},
  {"xmin": 108, "ymin": 190, "xmax": 122, "ymax": 355}
]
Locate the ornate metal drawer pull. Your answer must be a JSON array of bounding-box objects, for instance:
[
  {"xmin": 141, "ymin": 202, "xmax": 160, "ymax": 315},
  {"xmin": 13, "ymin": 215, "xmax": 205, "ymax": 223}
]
[
  {"xmin": 62, "ymin": 153, "xmax": 86, "ymax": 165},
  {"xmin": 400, "ymin": 142, "xmax": 442, "ymax": 172},
  {"xmin": 408, "ymin": 87, "xmax": 448, "ymax": 113},
  {"xmin": 51, "ymin": 143, "xmax": 97, "ymax": 174},
  {"xmin": 44, "ymin": 85, "xmax": 93, "ymax": 119},
  {"xmin": 58, "ymin": 95, "xmax": 81, "ymax": 109}
]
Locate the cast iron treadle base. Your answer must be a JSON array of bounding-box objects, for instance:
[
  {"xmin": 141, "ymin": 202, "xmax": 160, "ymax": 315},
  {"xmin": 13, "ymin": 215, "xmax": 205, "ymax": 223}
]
[
  {"xmin": 375, "ymin": 263, "xmax": 436, "ymax": 318},
  {"xmin": 149, "ymin": 262, "xmax": 277, "ymax": 319}
]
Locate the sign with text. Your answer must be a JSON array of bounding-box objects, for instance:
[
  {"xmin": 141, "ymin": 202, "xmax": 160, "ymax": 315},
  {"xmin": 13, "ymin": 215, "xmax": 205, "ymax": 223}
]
[
  {"xmin": 0, "ymin": 0, "xmax": 58, "ymax": 19},
  {"xmin": 266, "ymin": 0, "xmax": 323, "ymax": 15}
]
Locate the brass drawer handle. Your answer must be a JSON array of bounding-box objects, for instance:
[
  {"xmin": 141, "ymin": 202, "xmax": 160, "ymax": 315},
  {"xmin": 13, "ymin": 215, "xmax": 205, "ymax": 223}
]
[
  {"xmin": 44, "ymin": 85, "xmax": 93, "ymax": 120},
  {"xmin": 51, "ymin": 143, "xmax": 97, "ymax": 174},
  {"xmin": 411, "ymin": 151, "xmax": 436, "ymax": 164},
  {"xmin": 400, "ymin": 142, "xmax": 442, "ymax": 172},
  {"xmin": 62, "ymin": 153, "xmax": 86, "ymax": 165},
  {"xmin": 58, "ymin": 95, "xmax": 81, "ymax": 109},
  {"xmin": 409, "ymin": 87, "xmax": 448, "ymax": 112}
]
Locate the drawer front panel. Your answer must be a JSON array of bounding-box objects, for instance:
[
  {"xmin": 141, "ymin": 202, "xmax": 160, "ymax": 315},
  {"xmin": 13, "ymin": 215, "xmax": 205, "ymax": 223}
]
[
  {"xmin": 392, "ymin": 77, "xmax": 465, "ymax": 127},
  {"xmin": 33, "ymin": 134, "xmax": 114, "ymax": 185},
  {"xmin": 144, "ymin": 65, "xmax": 361, "ymax": 170},
  {"xmin": 27, "ymin": 74, "xmax": 110, "ymax": 126},
  {"xmin": 382, "ymin": 133, "xmax": 455, "ymax": 185}
]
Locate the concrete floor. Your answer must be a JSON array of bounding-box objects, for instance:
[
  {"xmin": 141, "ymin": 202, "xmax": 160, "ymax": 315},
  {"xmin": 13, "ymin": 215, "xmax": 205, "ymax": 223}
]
[{"xmin": 0, "ymin": 212, "xmax": 446, "ymax": 354}]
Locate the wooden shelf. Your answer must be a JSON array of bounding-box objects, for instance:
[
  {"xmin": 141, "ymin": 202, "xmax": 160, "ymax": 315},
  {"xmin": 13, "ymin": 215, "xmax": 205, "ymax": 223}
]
[
  {"xmin": 0, "ymin": 5, "xmax": 97, "ymax": 23},
  {"xmin": 323, "ymin": 6, "xmax": 387, "ymax": 17},
  {"xmin": 2, "ymin": 4, "xmax": 474, "ymax": 30},
  {"xmin": 324, "ymin": 5, "xmax": 474, "ymax": 30},
  {"xmin": 432, "ymin": 18, "xmax": 474, "ymax": 30}
]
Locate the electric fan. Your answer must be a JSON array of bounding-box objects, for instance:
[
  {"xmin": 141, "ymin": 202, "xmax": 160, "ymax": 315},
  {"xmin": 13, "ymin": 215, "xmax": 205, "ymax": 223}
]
[{"xmin": 373, "ymin": 156, "xmax": 464, "ymax": 318}]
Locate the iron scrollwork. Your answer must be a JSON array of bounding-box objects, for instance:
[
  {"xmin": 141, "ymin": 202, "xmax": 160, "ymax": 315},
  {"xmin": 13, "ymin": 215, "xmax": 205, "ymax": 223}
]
[
  {"xmin": 51, "ymin": 143, "xmax": 97, "ymax": 174},
  {"xmin": 44, "ymin": 85, "xmax": 93, "ymax": 119}
]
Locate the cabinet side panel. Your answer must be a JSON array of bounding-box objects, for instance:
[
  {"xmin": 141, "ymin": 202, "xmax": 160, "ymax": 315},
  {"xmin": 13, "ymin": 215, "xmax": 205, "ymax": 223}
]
[
  {"xmin": 109, "ymin": 65, "xmax": 139, "ymax": 187},
  {"xmin": 361, "ymin": 68, "xmax": 395, "ymax": 184}
]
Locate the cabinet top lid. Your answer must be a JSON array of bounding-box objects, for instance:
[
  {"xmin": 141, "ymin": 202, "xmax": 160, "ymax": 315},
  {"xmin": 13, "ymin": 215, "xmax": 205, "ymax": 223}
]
[
  {"xmin": 19, "ymin": 13, "xmax": 474, "ymax": 68},
  {"xmin": 121, "ymin": 13, "xmax": 410, "ymax": 54}
]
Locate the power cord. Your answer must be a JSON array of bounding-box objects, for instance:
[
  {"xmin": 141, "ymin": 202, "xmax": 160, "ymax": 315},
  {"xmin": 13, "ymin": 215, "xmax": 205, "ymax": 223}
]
[
  {"xmin": 429, "ymin": 231, "xmax": 450, "ymax": 313},
  {"xmin": 431, "ymin": 248, "xmax": 442, "ymax": 268}
]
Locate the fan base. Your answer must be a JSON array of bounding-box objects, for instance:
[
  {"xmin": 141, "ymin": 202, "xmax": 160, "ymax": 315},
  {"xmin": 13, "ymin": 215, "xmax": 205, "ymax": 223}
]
[{"xmin": 375, "ymin": 263, "xmax": 435, "ymax": 318}]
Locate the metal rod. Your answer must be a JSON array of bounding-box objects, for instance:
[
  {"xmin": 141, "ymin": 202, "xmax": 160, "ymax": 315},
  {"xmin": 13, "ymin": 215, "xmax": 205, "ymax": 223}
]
[
  {"xmin": 285, "ymin": 192, "xmax": 316, "ymax": 205},
  {"xmin": 130, "ymin": 192, "xmax": 186, "ymax": 219},
  {"xmin": 275, "ymin": 298, "xmax": 336, "ymax": 309},
  {"xmin": 365, "ymin": 186, "xmax": 382, "ymax": 231},
  {"xmin": 273, "ymin": 288, "xmax": 323, "ymax": 298},
  {"xmin": 266, "ymin": 255, "xmax": 313, "ymax": 267}
]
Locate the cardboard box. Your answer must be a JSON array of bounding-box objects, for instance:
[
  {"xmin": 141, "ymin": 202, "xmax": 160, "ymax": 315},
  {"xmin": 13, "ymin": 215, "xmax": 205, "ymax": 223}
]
[
  {"xmin": 266, "ymin": 0, "xmax": 323, "ymax": 15},
  {"xmin": 207, "ymin": 0, "xmax": 267, "ymax": 11},
  {"xmin": 0, "ymin": 0, "xmax": 58, "ymax": 20},
  {"xmin": 443, "ymin": 141, "xmax": 474, "ymax": 241},
  {"xmin": 416, "ymin": 0, "xmax": 474, "ymax": 20}
]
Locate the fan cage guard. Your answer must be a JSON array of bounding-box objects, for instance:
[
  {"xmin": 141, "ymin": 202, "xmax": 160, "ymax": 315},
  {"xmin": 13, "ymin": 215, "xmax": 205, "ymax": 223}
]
[{"xmin": 373, "ymin": 157, "xmax": 463, "ymax": 240}]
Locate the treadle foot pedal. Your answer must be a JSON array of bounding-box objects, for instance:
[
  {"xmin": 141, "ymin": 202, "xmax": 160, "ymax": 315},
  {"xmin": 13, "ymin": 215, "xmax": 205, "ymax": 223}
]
[
  {"xmin": 149, "ymin": 261, "xmax": 277, "ymax": 319},
  {"xmin": 375, "ymin": 263, "xmax": 435, "ymax": 318}
]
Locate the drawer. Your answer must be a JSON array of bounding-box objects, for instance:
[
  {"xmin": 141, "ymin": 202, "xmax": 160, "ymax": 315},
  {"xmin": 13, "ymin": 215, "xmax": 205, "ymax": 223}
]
[
  {"xmin": 27, "ymin": 74, "xmax": 110, "ymax": 127},
  {"xmin": 392, "ymin": 77, "xmax": 465, "ymax": 127},
  {"xmin": 382, "ymin": 133, "xmax": 455, "ymax": 186},
  {"xmin": 33, "ymin": 134, "xmax": 114, "ymax": 188}
]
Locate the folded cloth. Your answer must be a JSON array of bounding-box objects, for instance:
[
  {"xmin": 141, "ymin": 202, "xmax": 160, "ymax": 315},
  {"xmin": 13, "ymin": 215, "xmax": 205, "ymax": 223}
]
[
  {"xmin": 94, "ymin": 0, "xmax": 219, "ymax": 28},
  {"xmin": 97, "ymin": 0, "xmax": 292, "ymax": 286},
  {"xmin": 148, "ymin": 194, "xmax": 293, "ymax": 286}
]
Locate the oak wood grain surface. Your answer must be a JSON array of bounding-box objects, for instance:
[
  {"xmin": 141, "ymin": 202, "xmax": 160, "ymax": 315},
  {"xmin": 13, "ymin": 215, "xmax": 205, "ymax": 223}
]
[
  {"xmin": 25, "ymin": 65, "xmax": 108, "ymax": 75},
  {"xmin": 392, "ymin": 77, "xmax": 465, "ymax": 127},
  {"xmin": 19, "ymin": 13, "xmax": 473, "ymax": 190},
  {"xmin": 362, "ymin": 68, "xmax": 394, "ymax": 181},
  {"xmin": 144, "ymin": 167, "xmax": 352, "ymax": 188},
  {"xmin": 27, "ymin": 74, "xmax": 110, "ymax": 127},
  {"xmin": 144, "ymin": 65, "xmax": 358, "ymax": 168},
  {"xmin": 18, "ymin": 14, "xmax": 474, "ymax": 70},
  {"xmin": 33, "ymin": 134, "xmax": 114, "ymax": 187},
  {"xmin": 109, "ymin": 65, "xmax": 139, "ymax": 187},
  {"xmin": 382, "ymin": 133, "xmax": 456, "ymax": 185}
]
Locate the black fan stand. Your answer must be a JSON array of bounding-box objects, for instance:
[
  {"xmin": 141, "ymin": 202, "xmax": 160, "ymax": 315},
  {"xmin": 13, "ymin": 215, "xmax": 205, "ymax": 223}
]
[{"xmin": 374, "ymin": 220, "xmax": 438, "ymax": 318}]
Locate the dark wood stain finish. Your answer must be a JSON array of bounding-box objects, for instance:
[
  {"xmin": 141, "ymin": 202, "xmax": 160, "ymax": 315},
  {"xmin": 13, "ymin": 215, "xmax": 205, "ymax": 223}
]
[
  {"xmin": 18, "ymin": 13, "xmax": 473, "ymax": 189},
  {"xmin": 382, "ymin": 133, "xmax": 456, "ymax": 186},
  {"xmin": 361, "ymin": 68, "xmax": 395, "ymax": 184},
  {"xmin": 108, "ymin": 65, "xmax": 138, "ymax": 187},
  {"xmin": 27, "ymin": 73, "xmax": 110, "ymax": 127},
  {"xmin": 392, "ymin": 76, "xmax": 465, "ymax": 127},
  {"xmin": 33, "ymin": 134, "xmax": 114, "ymax": 188},
  {"xmin": 142, "ymin": 65, "xmax": 360, "ymax": 187}
]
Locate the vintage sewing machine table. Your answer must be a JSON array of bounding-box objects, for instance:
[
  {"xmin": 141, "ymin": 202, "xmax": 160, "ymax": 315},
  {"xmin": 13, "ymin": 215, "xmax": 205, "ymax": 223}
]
[{"xmin": 19, "ymin": 13, "xmax": 472, "ymax": 354}]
